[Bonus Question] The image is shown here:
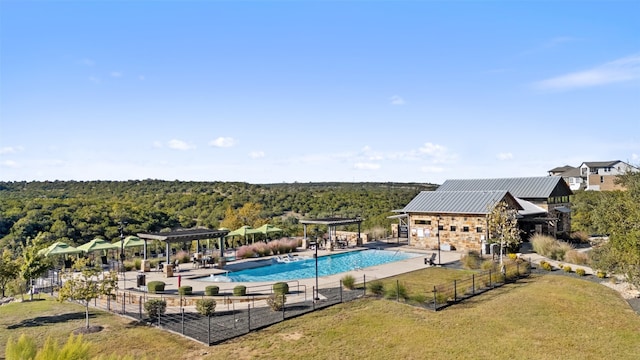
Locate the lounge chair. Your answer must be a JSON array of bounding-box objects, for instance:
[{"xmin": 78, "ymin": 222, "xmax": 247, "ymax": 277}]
[{"xmin": 425, "ymin": 253, "xmax": 437, "ymax": 266}]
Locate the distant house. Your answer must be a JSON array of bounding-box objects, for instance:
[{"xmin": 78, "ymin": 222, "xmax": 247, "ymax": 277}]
[
  {"xmin": 579, "ymin": 161, "xmax": 638, "ymax": 191},
  {"xmin": 395, "ymin": 177, "xmax": 573, "ymax": 253},
  {"xmin": 548, "ymin": 160, "xmax": 638, "ymax": 191}
]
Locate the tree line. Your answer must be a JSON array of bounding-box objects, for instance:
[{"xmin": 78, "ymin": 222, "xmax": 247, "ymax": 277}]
[{"xmin": 0, "ymin": 180, "xmax": 435, "ymax": 254}]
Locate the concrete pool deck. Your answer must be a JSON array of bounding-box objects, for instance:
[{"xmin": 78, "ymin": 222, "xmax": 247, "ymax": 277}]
[{"xmin": 115, "ymin": 241, "xmax": 465, "ymax": 303}]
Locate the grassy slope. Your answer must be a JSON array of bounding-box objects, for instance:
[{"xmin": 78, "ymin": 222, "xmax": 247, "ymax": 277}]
[{"xmin": 2, "ymin": 274, "xmax": 639, "ymax": 360}]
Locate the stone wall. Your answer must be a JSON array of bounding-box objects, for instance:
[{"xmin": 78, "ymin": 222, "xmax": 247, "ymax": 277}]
[{"xmin": 409, "ymin": 214, "xmax": 486, "ymax": 252}]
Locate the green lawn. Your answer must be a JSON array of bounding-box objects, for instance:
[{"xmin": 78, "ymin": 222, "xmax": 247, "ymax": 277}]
[{"xmin": 2, "ymin": 270, "xmax": 639, "ymax": 360}]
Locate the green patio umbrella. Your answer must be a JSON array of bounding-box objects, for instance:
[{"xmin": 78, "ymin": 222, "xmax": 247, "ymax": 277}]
[
  {"xmin": 255, "ymin": 224, "xmax": 283, "ymax": 236},
  {"xmin": 77, "ymin": 238, "xmax": 120, "ymax": 253},
  {"xmin": 225, "ymin": 225, "xmax": 261, "ymax": 245},
  {"xmin": 113, "ymin": 235, "xmax": 145, "ymax": 248},
  {"xmin": 38, "ymin": 242, "xmax": 83, "ymax": 257}
]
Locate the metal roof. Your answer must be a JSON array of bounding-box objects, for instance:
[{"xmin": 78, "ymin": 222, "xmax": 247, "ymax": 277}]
[
  {"xmin": 581, "ymin": 160, "xmax": 620, "ymax": 168},
  {"xmin": 515, "ymin": 198, "xmax": 547, "ymax": 216},
  {"xmin": 401, "ymin": 190, "xmax": 521, "ymax": 215},
  {"xmin": 300, "ymin": 217, "xmax": 364, "ymax": 226},
  {"xmin": 436, "ymin": 177, "xmax": 571, "ymax": 199},
  {"xmin": 137, "ymin": 228, "xmax": 229, "ymax": 243}
]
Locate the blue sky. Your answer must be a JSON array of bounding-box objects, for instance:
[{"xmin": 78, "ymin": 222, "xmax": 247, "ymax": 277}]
[{"xmin": 1, "ymin": 1, "xmax": 639, "ymax": 184}]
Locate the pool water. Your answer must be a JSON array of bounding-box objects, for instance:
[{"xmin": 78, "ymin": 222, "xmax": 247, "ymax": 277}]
[{"xmin": 196, "ymin": 250, "xmax": 421, "ymax": 282}]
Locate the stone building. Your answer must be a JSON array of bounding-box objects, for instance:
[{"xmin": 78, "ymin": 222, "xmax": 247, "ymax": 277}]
[{"xmin": 395, "ymin": 177, "xmax": 574, "ymax": 253}]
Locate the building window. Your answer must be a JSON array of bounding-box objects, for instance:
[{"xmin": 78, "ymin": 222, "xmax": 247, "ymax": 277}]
[
  {"xmin": 438, "ymin": 225, "xmax": 444, "ymax": 231},
  {"xmin": 415, "ymin": 220, "xmax": 431, "ymax": 225},
  {"xmin": 600, "ymin": 176, "xmax": 604, "ymax": 183},
  {"xmin": 463, "ymin": 226, "xmax": 469, "ymax": 232},
  {"xmin": 476, "ymin": 227, "xmax": 483, "ymax": 233},
  {"xmin": 450, "ymin": 226, "xmax": 456, "ymax": 232}
]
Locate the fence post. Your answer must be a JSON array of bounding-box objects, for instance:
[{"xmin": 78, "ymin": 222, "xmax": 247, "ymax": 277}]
[
  {"xmin": 181, "ymin": 308, "xmax": 185, "ymax": 334},
  {"xmin": 157, "ymin": 309, "xmax": 161, "ymax": 327},
  {"xmin": 107, "ymin": 296, "xmax": 110, "ymax": 312},
  {"xmin": 453, "ymin": 280, "xmax": 457, "ymax": 302},
  {"xmin": 312, "ymin": 286, "xmax": 316, "ymax": 310},
  {"xmin": 122, "ymin": 293, "xmax": 125, "ymax": 314},
  {"xmin": 340, "ymin": 280, "xmax": 343, "ymax": 303},
  {"xmin": 208, "ymin": 315, "xmax": 211, "ymax": 345},
  {"xmin": 517, "ymin": 262, "xmax": 520, "ymax": 279},
  {"xmin": 233, "ymin": 301, "xmax": 236, "ymax": 328},
  {"xmin": 363, "ymin": 274, "xmax": 366, "ymax": 296},
  {"xmin": 472, "ymin": 274, "xmax": 475, "ymax": 295},
  {"xmin": 489, "ymin": 270, "xmax": 492, "ymax": 288},
  {"xmin": 247, "ymin": 304, "xmax": 251, "ymax": 331},
  {"xmin": 432, "ymin": 286, "xmax": 437, "ymax": 311},
  {"xmin": 396, "ymin": 280, "xmax": 400, "ymax": 302},
  {"xmin": 139, "ymin": 296, "xmax": 142, "ymax": 319},
  {"xmin": 282, "ymin": 294, "xmax": 285, "ymax": 320}
]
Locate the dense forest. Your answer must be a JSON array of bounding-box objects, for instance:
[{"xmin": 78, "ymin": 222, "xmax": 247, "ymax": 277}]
[{"xmin": 0, "ymin": 180, "xmax": 437, "ymax": 253}]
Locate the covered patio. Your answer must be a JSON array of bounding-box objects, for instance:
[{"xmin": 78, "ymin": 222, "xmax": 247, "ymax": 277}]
[
  {"xmin": 300, "ymin": 217, "xmax": 364, "ymax": 249},
  {"xmin": 137, "ymin": 229, "xmax": 229, "ymax": 276}
]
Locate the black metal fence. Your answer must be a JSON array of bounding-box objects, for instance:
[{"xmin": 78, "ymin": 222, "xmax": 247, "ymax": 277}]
[
  {"xmin": 378, "ymin": 259, "xmax": 532, "ymax": 311},
  {"xmin": 44, "ymin": 259, "xmax": 531, "ymax": 346},
  {"xmin": 88, "ymin": 279, "xmax": 365, "ymax": 346}
]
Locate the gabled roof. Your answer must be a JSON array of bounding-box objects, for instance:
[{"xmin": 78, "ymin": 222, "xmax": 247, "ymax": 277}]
[
  {"xmin": 548, "ymin": 165, "xmax": 576, "ymax": 173},
  {"xmin": 581, "ymin": 160, "xmax": 620, "ymax": 168},
  {"xmin": 560, "ymin": 167, "xmax": 581, "ymax": 177},
  {"xmin": 436, "ymin": 177, "xmax": 571, "ymax": 199},
  {"xmin": 515, "ymin": 198, "xmax": 547, "ymax": 216},
  {"xmin": 401, "ymin": 190, "xmax": 522, "ymax": 215}
]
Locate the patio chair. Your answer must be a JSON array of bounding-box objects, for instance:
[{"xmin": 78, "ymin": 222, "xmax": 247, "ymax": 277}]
[{"xmin": 425, "ymin": 253, "xmax": 437, "ymax": 266}]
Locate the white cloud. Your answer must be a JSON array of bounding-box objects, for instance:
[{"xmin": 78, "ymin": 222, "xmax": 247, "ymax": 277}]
[
  {"xmin": 209, "ymin": 137, "xmax": 236, "ymax": 148},
  {"xmin": 0, "ymin": 146, "xmax": 21, "ymax": 155},
  {"xmin": 354, "ymin": 162, "xmax": 381, "ymax": 170},
  {"xmin": 419, "ymin": 142, "xmax": 446, "ymax": 156},
  {"xmin": 1, "ymin": 160, "xmax": 19, "ymax": 168},
  {"xmin": 390, "ymin": 95, "xmax": 406, "ymax": 105},
  {"xmin": 110, "ymin": 71, "xmax": 123, "ymax": 78},
  {"xmin": 152, "ymin": 141, "xmax": 163, "ymax": 148},
  {"xmin": 632, "ymin": 153, "xmax": 639, "ymax": 161},
  {"xmin": 249, "ymin": 151, "xmax": 265, "ymax": 159},
  {"xmin": 534, "ymin": 54, "xmax": 640, "ymax": 90},
  {"xmin": 168, "ymin": 139, "xmax": 195, "ymax": 150},
  {"xmin": 497, "ymin": 152, "xmax": 514, "ymax": 160}
]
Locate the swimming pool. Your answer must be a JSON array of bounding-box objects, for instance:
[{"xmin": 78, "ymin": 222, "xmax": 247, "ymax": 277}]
[{"xmin": 196, "ymin": 250, "xmax": 421, "ymax": 282}]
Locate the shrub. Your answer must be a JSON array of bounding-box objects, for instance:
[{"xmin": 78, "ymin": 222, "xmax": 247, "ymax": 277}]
[
  {"xmin": 144, "ymin": 299, "xmax": 167, "ymax": 319},
  {"xmin": 384, "ymin": 282, "xmax": 408, "ymax": 301},
  {"xmin": 564, "ymin": 250, "xmax": 589, "ymax": 265},
  {"xmin": 177, "ymin": 250, "xmax": 190, "ymax": 263},
  {"xmin": 254, "ymin": 242, "xmax": 271, "ymax": 257},
  {"xmin": 134, "ymin": 258, "xmax": 142, "ymax": 270},
  {"xmin": 540, "ymin": 261, "xmax": 553, "ymax": 271},
  {"xmin": 409, "ymin": 293, "xmax": 427, "ymax": 304},
  {"xmin": 570, "ymin": 231, "xmax": 590, "ymax": 243},
  {"xmin": 341, "ymin": 274, "xmax": 356, "ymax": 290},
  {"xmin": 267, "ymin": 293, "xmax": 286, "ymax": 311},
  {"xmin": 272, "ymin": 282, "xmax": 289, "ymax": 294},
  {"xmin": 563, "ymin": 265, "xmax": 572, "ymax": 273},
  {"xmin": 196, "ymin": 299, "xmax": 216, "ymax": 316},
  {"xmin": 461, "ymin": 250, "xmax": 482, "ymax": 269},
  {"xmin": 6, "ymin": 334, "xmax": 90, "ymax": 360},
  {"xmin": 507, "ymin": 253, "xmax": 518, "ymax": 260},
  {"xmin": 236, "ymin": 245, "xmax": 256, "ymax": 259},
  {"xmin": 147, "ymin": 281, "xmax": 165, "ymax": 294},
  {"xmin": 178, "ymin": 285, "xmax": 192, "ymax": 295},
  {"xmin": 434, "ymin": 292, "xmax": 449, "ymax": 305},
  {"xmin": 481, "ymin": 260, "xmax": 497, "ymax": 271},
  {"xmin": 123, "ymin": 261, "xmax": 135, "ymax": 271},
  {"xmin": 576, "ymin": 268, "xmax": 586, "ymax": 276},
  {"xmin": 367, "ymin": 280, "xmax": 385, "ymax": 296},
  {"xmin": 531, "ymin": 234, "xmax": 556, "ymax": 256},
  {"xmin": 233, "ymin": 285, "xmax": 247, "ymax": 296},
  {"xmin": 205, "ymin": 285, "xmax": 219, "ymax": 296},
  {"xmin": 596, "ymin": 270, "xmax": 607, "ymax": 279}
]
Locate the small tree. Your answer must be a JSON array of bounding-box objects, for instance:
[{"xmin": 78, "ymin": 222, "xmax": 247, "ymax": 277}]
[
  {"xmin": 0, "ymin": 249, "xmax": 20, "ymax": 298},
  {"xmin": 19, "ymin": 240, "xmax": 51, "ymax": 301},
  {"xmin": 487, "ymin": 201, "xmax": 521, "ymax": 265},
  {"xmin": 58, "ymin": 257, "xmax": 119, "ymax": 329}
]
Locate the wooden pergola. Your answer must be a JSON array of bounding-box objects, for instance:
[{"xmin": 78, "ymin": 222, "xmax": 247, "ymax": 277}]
[
  {"xmin": 137, "ymin": 228, "xmax": 229, "ymax": 265},
  {"xmin": 300, "ymin": 217, "xmax": 364, "ymax": 248}
]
